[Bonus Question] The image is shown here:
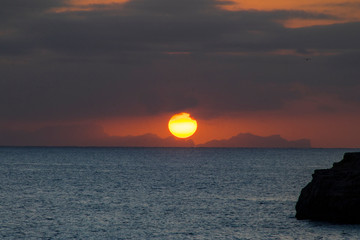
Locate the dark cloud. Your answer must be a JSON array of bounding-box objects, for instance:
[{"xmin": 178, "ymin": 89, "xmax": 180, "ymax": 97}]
[
  {"xmin": 0, "ymin": 0, "xmax": 344, "ymax": 56},
  {"xmin": 0, "ymin": 0, "xmax": 63, "ymax": 20},
  {"xmin": 123, "ymin": 0, "xmax": 227, "ymax": 14},
  {"xmin": 284, "ymin": 22, "xmax": 360, "ymax": 50},
  {"xmin": 0, "ymin": 0, "xmax": 359, "ymax": 122}
]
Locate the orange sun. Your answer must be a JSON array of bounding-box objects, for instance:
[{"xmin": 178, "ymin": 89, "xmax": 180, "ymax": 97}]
[{"xmin": 168, "ymin": 112, "xmax": 197, "ymax": 138}]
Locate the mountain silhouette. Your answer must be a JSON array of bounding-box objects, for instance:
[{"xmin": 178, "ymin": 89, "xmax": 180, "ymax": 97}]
[{"xmin": 198, "ymin": 133, "xmax": 311, "ymax": 148}]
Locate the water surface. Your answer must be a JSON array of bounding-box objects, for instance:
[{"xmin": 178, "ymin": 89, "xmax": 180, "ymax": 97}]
[{"xmin": 1, "ymin": 147, "xmax": 359, "ymax": 239}]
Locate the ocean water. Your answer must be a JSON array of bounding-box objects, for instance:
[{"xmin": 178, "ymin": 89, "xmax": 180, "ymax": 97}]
[{"xmin": 1, "ymin": 147, "xmax": 360, "ymax": 239}]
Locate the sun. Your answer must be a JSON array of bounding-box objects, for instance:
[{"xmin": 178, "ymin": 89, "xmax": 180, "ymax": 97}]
[{"xmin": 168, "ymin": 112, "xmax": 197, "ymax": 138}]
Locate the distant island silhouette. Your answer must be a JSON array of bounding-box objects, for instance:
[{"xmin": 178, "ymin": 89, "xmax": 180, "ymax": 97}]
[
  {"xmin": 0, "ymin": 125, "xmax": 310, "ymax": 148},
  {"xmin": 197, "ymin": 133, "xmax": 310, "ymax": 148}
]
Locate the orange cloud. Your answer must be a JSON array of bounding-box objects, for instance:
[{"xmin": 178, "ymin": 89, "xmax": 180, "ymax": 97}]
[
  {"xmin": 52, "ymin": 0, "xmax": 128, "ymax": 12},
  {"xmin": 51, "ymin": 0, "xmax": 360, "ymax": 27},
  {"xmin": 221, "ymin": 0, "xmax": 360, "ymax": 28}
]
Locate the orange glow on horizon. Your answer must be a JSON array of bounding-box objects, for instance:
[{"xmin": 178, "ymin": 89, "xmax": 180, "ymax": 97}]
[
  {"xmin": 99, "ymin": 104, "xmax": 360, "ymax": 148},
  {"xmin": 168, "ymin": 113, "xmax": 198, "ymax": 138}
]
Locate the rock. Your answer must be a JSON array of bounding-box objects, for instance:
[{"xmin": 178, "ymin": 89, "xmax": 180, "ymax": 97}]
[{"xmin": 295, "ymin": 152, "xmax": 360, "ymax": 223}]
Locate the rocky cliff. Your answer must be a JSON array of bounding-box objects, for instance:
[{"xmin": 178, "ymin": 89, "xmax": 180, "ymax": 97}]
[{"xmin": 296, "ymin": 152, "xmax": 360, "ymax": 223}]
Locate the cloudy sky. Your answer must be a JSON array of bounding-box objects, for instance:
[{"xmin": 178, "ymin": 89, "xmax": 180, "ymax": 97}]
[{"xmin": 1, "ymin": 0, "xmax": 360, "ymax": 147}]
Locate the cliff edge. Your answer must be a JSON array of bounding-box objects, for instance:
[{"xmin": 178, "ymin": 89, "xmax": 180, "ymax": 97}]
[{"xmin": 296, "ymin": 152, "xmax": 360, "ymax": 223}]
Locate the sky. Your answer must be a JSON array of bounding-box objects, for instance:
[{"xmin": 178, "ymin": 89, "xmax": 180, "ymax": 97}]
[{"xmin": 1, "ymin": 0, "xmax": 360, "ymax": 147}]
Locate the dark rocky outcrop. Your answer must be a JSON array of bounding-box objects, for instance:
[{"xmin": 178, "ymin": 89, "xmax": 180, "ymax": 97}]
[{"xmin": 296, "ymin": 152, "xmax": 360, "ymax": 223}]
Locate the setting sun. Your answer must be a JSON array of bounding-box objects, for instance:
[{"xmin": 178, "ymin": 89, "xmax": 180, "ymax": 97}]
[{"xmin": 168, "ymin": 113, "xmax": 198, "ymax": 138}]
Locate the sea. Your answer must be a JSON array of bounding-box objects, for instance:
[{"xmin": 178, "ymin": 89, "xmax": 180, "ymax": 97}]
[{"xmin": 1, "ymin": 147, "xmax": 360, "ymax": 239}]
